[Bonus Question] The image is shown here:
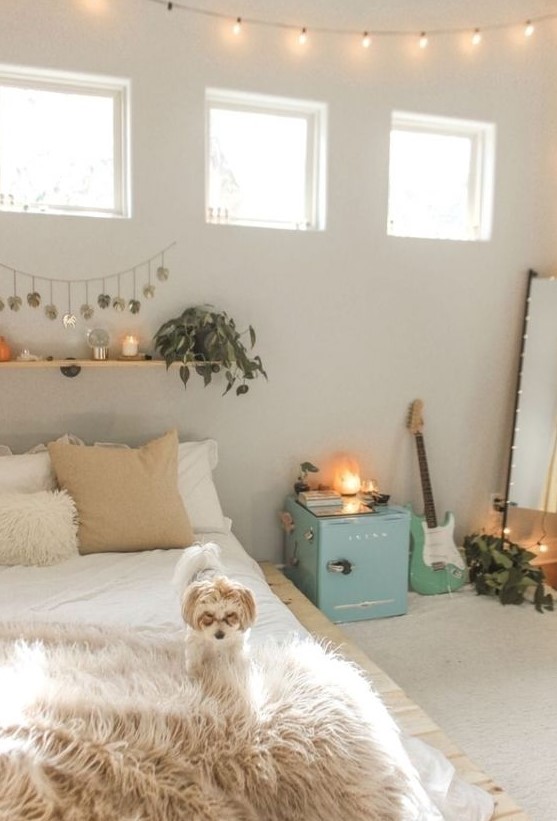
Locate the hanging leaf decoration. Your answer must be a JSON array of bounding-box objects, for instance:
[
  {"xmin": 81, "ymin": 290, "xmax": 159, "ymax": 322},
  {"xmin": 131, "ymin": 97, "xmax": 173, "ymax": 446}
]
[
  {"xmin": 0, "ymin": 241, "xmax": 175, "ymax": 324},
  {"xmin": 27, "ymin": 291, "xmax": 41, "ymax": 308}
]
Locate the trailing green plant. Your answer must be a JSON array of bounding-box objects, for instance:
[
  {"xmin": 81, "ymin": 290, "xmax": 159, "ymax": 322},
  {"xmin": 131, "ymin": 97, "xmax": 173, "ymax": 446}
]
[
  {"xmin": 463, "ymin": 532, "xmax": 554, "ymax": 613},
  {"xmin": 153, "ymin": 304, "xmax": 267, "ymax": 396}
]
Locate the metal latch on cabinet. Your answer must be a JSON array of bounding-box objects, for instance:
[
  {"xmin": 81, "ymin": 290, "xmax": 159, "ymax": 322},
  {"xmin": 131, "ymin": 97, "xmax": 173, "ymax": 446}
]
[{"xmin": 327, "ymin": 559, "xmax": 354, "ymax": 575}]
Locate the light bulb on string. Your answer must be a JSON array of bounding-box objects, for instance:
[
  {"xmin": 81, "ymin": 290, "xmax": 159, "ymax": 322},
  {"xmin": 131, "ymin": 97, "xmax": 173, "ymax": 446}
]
[
  {"xmin": 472, "ymin": 28, "xmax": 482, "ymax": 46},
  {"xmin": 524, "ymin": 20, "xmax": 535, "ymax": 37},
  {"xmin": 298, "ymin": 27, "xmax": 308, "ymax": 45},
  {"xmin": 362, "ymin": 31, "xmax": 371, "ymax": 48},
  {"xmin": 419, "ymin": 32, "xmax": 428, "ymax": 49},
  {"xmin": 232, "ymin": 17, "xmax": 242, "ymax": 35}
]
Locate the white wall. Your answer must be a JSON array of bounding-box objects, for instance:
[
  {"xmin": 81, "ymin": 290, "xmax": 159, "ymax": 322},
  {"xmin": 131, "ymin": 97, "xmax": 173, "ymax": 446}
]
[{"xmin": 1, "ymin": 0, "xmax": 556, "ymax": 561}]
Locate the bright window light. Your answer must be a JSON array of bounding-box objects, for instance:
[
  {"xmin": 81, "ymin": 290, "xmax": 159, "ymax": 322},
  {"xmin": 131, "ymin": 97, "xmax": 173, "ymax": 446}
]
[
  {"xmin": 387, "ymin": 111, "xmax": 495, "ymax": 241},
  {"xmin": 0, "ymin": 64, "xmax": 129, "ymax": 218},
  {"xmin": 206, "ymin": 88, "xmax": 327, "ymax": 230}
]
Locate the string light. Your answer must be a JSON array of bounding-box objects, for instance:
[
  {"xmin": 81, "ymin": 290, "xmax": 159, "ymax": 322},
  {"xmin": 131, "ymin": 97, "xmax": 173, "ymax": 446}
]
[
  {"xmin": 146, "ymin": 1, "xmax": 555, "ymax": 49},
  {"xmin": 472, "ymin": 28, "xmax": 482, "ymax": 46},
  {"xmin": 232, "ymin": 16, "xmax": 241, "ymax": 35}
]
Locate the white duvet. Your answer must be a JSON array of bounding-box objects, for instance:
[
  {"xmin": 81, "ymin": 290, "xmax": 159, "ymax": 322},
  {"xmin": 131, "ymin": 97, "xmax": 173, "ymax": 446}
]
[{"xmin": 0, "ymin": 532, "xmax": 494, "ymax": 820}]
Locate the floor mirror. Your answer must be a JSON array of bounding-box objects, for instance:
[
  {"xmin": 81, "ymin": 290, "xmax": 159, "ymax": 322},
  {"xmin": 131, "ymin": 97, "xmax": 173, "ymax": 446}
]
[{"xmin": 502, "ymin": 271, "xmax": 557, "ymax": 534}]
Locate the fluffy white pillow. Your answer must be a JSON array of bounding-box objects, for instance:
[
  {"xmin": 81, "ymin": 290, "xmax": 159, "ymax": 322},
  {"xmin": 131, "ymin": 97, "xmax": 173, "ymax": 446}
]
[
  {"xmin": 177, "ymin": 440, "xmax": 229, "ymax": 533},
  {"xmin": 0, "ymin": 490, "xmax": 79, "ymax": 566},
  {"xmin": 0, "ymin": 452, "xmax": 55, "ymax": 494}
]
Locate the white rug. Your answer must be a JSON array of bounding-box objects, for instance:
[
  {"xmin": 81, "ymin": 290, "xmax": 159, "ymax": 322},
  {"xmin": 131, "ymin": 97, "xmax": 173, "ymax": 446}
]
[{"xmin": 340, "ymin": 585, "xmax": 557, "ymax": 821}]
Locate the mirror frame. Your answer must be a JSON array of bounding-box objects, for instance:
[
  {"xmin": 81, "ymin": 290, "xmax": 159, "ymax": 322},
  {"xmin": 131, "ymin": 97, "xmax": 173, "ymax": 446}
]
[{"xmin": 501, "ymin": 269, "xmax": 538, "ymax": 538}]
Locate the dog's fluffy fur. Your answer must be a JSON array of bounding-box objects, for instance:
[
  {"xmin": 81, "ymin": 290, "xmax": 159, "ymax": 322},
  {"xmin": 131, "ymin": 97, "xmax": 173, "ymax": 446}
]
[{"xmin": 173, "ymin": 543, "xmax": 257, "ymax": 677}]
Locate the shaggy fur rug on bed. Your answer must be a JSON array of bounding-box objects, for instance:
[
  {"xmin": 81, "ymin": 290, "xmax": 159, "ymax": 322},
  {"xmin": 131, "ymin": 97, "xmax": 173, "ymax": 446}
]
[{"xmin": 0, "ymin": 622, "xmax": 438, "ymax": 821}]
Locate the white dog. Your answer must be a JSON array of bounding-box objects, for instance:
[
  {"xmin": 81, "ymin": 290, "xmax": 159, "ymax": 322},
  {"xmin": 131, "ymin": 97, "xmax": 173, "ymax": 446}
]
[{"xmin": 173, "ymin": 543, "xmax": 257, "ymax": 678}]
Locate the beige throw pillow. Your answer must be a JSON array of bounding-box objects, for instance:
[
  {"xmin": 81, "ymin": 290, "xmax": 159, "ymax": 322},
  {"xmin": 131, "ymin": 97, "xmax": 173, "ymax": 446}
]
[{"xmin": 48, "ymin": 430, "xmax": 194, "ymax": 554}]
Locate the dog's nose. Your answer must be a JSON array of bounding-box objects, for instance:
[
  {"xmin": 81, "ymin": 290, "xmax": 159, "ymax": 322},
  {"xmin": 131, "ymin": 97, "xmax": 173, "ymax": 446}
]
[{"xmin": 215, "ymin": 630, "xmax": 225, "ymax": 640}]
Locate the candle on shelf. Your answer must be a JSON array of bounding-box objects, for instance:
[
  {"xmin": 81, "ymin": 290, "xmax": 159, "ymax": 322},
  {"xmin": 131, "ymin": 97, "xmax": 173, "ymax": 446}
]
[{"xmin": 121, "ymin": 334, "xmax": 139, "ymax": 357}]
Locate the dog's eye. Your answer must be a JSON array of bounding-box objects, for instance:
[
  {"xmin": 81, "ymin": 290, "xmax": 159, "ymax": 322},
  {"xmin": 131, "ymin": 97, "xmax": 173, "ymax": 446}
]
[
  {"xmin": 224, "ymin": 613, "xmax": 239, "ymax": 626},
  {"xmin": 201, "ymin": 613, "xmax": 214, "ymax": 626}
]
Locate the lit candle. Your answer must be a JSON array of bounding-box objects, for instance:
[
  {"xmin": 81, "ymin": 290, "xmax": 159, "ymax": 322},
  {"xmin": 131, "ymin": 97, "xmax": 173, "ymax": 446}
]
[
  {"xmin": 122, "ymin": 334, "xmax": 139, "ymax": 357},
  {"xmin": 338, "ymin": 471, "xmax": 361, "ymax": 495}
]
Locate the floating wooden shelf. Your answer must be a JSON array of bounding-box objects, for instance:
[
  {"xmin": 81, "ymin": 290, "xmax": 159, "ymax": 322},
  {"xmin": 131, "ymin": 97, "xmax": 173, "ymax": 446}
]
[
  {"xmin": 0, "ymin": 359, "xmax": 165, "ymax": 370},
  {"xmin": 0, "ymin": 359, "xmax": 220, "ymax": 378}
]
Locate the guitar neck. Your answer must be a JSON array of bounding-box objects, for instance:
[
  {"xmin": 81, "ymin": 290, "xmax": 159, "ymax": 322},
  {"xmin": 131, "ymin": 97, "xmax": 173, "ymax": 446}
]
[{"xmin": 414, "ymin": 432, "xmax": 438, "ymax": 528}]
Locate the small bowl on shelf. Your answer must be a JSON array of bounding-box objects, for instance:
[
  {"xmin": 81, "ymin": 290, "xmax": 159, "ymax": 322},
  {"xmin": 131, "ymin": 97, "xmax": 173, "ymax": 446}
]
[{"xmin": 372, "ymin": 493, "xmax": 390, "ymax": 506}]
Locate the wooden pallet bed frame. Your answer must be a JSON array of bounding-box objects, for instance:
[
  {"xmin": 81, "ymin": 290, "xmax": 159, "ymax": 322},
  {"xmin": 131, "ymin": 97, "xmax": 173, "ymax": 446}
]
[{"xmin": 261, "ymin": 563, "xmax": 527, "ymax": 821}]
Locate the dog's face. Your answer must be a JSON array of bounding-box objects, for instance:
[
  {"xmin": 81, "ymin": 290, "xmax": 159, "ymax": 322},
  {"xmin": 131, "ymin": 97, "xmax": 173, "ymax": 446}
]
[{"xmin": 182, "ymin": 576, "xmax": 256, "ymax": 643}]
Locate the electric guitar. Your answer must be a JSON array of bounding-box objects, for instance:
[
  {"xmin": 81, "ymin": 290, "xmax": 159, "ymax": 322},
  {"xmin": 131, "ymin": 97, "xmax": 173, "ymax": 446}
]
[{"xmin": 407, "ymin": 399, "xmax": 467, "ymax": 595}]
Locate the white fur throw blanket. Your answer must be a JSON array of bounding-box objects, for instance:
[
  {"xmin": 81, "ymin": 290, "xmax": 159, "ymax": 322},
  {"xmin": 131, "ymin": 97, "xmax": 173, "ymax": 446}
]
[{"xmin": 0, "ymin": 623, "xmax": 439, "ymax": 820}]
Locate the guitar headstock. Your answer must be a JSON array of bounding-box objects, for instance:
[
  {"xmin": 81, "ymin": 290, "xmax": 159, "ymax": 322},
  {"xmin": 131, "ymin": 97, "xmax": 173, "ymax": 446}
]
[{"xmin": 407, "ymin": 399, "xmax": 424, "ymax": 435}]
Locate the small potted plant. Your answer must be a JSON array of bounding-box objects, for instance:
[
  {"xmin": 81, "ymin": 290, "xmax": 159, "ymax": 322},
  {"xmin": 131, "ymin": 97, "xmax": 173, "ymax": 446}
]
[
  {"xmin": 294, "ymin": 461, "xmax": 319, "ymax": 494},
  {"xmin": 153, "ymin": 304, "xmax": 267, "ymax": 395}
]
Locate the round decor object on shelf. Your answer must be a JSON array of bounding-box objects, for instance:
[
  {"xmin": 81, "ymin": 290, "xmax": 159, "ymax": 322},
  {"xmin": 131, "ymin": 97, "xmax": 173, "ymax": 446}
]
[{"xmin": 87, "ymin": 327, "xmax": 110, "ymax": 361}]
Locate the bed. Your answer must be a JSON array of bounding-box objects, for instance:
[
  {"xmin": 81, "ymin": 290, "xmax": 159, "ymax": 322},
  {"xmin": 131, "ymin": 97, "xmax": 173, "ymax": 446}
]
[{"xmin": 0, "ymin": 431, "xmax": 524, "ymax": 820}]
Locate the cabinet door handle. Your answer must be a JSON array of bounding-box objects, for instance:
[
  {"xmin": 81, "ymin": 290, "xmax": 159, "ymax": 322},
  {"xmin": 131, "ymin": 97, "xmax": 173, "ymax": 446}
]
[
  {"xmin": 303, "ymin": 528, "xmax": 314, "ymax": 542},
  {"xmin": 327, "ymin": 559, "xmax": 354, "ymax": 575}
]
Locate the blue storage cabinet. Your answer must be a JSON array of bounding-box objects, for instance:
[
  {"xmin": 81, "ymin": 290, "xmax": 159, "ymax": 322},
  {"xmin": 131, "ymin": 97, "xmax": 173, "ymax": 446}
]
[{"xmin": 283, "ymin": 497, "xmax": 410, "ymax": 623}]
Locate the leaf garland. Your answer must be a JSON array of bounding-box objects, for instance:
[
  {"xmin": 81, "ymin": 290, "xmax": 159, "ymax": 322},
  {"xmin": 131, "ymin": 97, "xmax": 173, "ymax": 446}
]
[{"xmin": 0, "ymin": 242, "xmax": 175, "ymax": 328}]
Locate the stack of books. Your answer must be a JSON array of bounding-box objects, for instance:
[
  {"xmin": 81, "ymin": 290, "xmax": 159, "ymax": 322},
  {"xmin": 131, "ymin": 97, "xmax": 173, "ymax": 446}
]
[{"xmin": 297, "ymin": 490, "xmax": 343, "ymax": 509}]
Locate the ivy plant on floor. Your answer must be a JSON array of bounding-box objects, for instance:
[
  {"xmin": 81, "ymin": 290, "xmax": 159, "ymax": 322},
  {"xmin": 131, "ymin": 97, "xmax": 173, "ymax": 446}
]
[{"xmin": 463, "ymin": 533, "xmax": 554, "ymax": 613}]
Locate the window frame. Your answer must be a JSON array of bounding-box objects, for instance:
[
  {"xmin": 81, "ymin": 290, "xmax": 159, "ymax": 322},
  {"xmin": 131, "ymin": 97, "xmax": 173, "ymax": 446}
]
[
  {"xmin": 0, "ymin": 63, "xmax": 131, "ymax": 219},
  {"xmin": 388, "ymin": 110, "xmax": 496, "ymax": 242},
  {"xmin": 205, "ymin": 87, "xmax": 327, "ymax": 231}
]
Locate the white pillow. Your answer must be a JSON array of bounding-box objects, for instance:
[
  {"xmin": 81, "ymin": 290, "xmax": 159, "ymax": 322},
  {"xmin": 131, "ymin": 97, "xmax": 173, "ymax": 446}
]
[
  {"xmin": 0, "ymin": 490, "xmax": 79, "ymax": 566},
  {"xmin": 0, "ymin": 436, "xmax": 229, "ymax": 535},
  {"xmin": 0, "ymin": 452, "xmax": 55, "ymax": 494},
  {"xmin": 177, "ymin": 440, "xmax": 229, "ymax": 533}
]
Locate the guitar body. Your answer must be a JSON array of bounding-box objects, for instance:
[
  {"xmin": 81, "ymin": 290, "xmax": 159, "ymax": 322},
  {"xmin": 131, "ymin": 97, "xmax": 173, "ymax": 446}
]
[{"xmin": 409, "ymin": 509, "xmax": 467, "ymax": 595}]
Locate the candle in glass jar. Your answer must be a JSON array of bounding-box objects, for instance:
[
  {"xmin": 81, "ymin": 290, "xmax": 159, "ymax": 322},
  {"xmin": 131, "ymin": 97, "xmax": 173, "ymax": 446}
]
[{"xmin": 122, "ymin": 335, "xmax": 139, "ymax": 357}]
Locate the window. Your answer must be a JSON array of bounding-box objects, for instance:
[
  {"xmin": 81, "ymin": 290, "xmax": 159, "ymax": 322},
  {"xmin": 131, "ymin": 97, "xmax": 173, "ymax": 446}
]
[
  {"xmin": 206, "ymin": 88, "xmax": 327, "ymax": 230},
  {"xmin": 387, "ymin": 111, "xmax": 495, "ymax": 241},
  {"xmin": 0, "ymin": 64, "xmax": 130, "ymax": 218}
]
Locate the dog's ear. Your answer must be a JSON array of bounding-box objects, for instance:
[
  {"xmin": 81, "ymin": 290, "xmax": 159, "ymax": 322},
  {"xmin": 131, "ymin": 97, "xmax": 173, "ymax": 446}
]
[
  {"xmin": 182, "ymin": 583, "xmax": 204, "ymax": 628},
  {"xmin": 237, "ymin": 586, "xmax": 257, "ymax": 629}
]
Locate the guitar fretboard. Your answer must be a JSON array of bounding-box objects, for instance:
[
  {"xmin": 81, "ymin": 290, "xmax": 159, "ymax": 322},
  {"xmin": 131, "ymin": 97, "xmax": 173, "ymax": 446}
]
[{"xmin": 415, "ymin": 432, "xmax": 438, "ymax": 528}]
